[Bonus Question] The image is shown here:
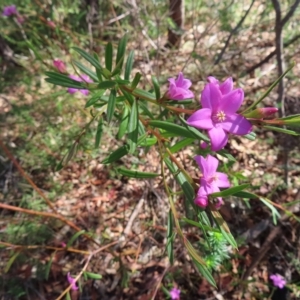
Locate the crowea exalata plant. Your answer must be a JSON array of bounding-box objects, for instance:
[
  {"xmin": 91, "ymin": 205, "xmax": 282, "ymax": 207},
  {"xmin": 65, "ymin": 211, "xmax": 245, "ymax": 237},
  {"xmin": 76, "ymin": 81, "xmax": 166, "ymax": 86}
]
[{"xmin": 45, "ymin": 35, "xmax": 300, "ymax": 287}]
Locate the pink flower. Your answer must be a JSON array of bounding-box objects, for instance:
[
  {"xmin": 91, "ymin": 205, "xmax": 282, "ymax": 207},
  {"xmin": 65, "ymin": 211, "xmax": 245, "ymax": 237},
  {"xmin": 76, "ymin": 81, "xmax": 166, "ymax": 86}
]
[
  {"xmin": 2, "ymin": 5, "xmax": 17, "ymax": 16},
  {"xmin": 194, "ymin": 155, "xmax": 230, "ymax": 208},
  {"xmin": 270, "ymin": 274, "xmax": 286, "ymax": 289},
  {"xmin": 187, "ymin": 81, "xmax": 252, "ymax": 151},
  {"xmin": 167, "ymin": 72, "xmax": 194, "ymax": 100},
  {"xmin": 67, "ymin": 74, "xmax": 93, "ymax": 96},
  {"xmin": 207, "ymin": 76, "xmax": 233, "ymax": 95},
  {"xmin": 53, "ymin": 59, "xmax": 66, "ymax": 73},
  {"xmin": 47, "ymin": 20, "xmax": 56, "ymax": 28},
  {"xmin": 170, "ymin": 287, "xmax": 180, "ymax": 299},
  {"xmin": 200, "ymin": 141, "xmax": 208, "ymax": 149},
  {"xmin": 244, "ymin": 107, "xmax": 278, "ymax": 119},
  {"xmin": 67, "ymin": 272, "xmax": 78, "ymax": 291}
]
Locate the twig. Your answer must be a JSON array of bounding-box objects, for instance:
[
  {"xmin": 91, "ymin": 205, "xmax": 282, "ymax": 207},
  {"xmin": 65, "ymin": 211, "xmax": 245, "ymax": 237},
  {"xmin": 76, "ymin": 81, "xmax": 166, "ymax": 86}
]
[
  {"xmin": 214, "ymin": 0, "xmax": 255, "ymax": 65},
  {"xmin": 55, "ymin": 240, "xmax": 118, "ymax": 300},
  {"xmin": 124, "ymin": 195, "xmax": 145, "ymax": 235},
  {"xmin": 271, "ymin": 0, "xmax": 285, "ymax": 117},
  {"xmin": 245, "ymin": 34, "xmax": 300, "ymax": 74},
  {"xmin": 280, "ymin": 0, "xmax": 300, "ymax": 27}
]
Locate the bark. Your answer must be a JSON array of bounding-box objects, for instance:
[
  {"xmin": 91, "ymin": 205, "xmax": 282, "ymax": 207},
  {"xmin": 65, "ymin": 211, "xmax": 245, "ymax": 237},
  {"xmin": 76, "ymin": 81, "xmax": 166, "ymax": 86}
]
[{"xmin": 167, "ymin": 0, "xmax": 184, "ymax": 48}]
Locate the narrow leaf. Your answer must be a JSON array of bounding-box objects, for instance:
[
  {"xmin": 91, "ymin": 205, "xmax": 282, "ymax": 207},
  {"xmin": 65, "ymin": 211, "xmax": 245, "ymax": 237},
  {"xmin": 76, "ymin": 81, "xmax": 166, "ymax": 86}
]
[
  {"xmin": 128, "ymin": 98, "xmax": 138, "ymax": 154},
  {"xmin": 125, "ymin": 50, "xmax": 134, "ymax": 80},
  {"xmin": 66, "ymin": 230, "xmax": 86, "ymax": 248},
  {"xmin": 102, "ymin": 145, "xmax": 129, "ymax": 164},
  {"xmin": 117, "ymin": 167, "xmax": 159, "ymax": 178},
  {"xmin": 83, "ymin": 271, "xmax": 102, "ymax": 280},
  {"xmin": 73, "ymin": 47, "xmax": 102, "ymax": 70},
  {"xmin": 131, "ymin": 72, "xmax": 142, "ymax": 89},
  {"xmin": 116, "ymin": 34, "xmax": 128, "ymax": 70},
  {"xmin": 95, "ymin": 118, "xmax": 103, "ymax": 148},
  {"xmin": 210, "ymin": 184, "xmax": 250, "ymax": 198},
  {"xmin": 73, "ymin": 60, "xmax": 98, "ymax": 81},
  {"xmin": 98, "ymin": 81, "xmax": 116, "ymax": 89},
  {"xmin": 264, "ymin": 125, "xmax": 300, "ymax": 135},
  {"xmin": 105, "ymin": 42, "xmax": 113, "ymax": 72},
  {"xmin": 151, "ymin": 76, "xmax": 161, "ymax": 100},
  {"xmin": 107, "ymin": 89, "xmax": 117, "ymax": 123},
  {"xmin": 117, "ymin": 105, "xmax": 130, "ymax": 139}
]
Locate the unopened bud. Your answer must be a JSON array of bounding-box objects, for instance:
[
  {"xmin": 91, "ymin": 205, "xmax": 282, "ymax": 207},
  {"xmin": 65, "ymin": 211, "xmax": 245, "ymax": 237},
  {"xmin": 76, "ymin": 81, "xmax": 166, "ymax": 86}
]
[
  {"xmin": 244, "ymin": 107, "xmax": 278, "ymax": 119},
  {"xmin": 53, "ymin": 59, "xmax": 66, "ymax": 73}
]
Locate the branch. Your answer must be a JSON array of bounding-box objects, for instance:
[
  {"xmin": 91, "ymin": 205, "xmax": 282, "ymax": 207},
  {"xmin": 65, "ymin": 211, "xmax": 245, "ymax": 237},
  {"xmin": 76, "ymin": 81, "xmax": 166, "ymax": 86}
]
[
  {"xmin": 214, "ymin": 0, "xmax": 255, "ymax": 65},
  {"xmin": 246, "ymin": 33, "xmax": 300, "ymax": 74},
  {"xmin": 281, "ymin": 0, "xmax": 300, "ymax": 27},
  {"xmin": 271, "ymin": 0, "xmax": 285, "ymax": 116}
]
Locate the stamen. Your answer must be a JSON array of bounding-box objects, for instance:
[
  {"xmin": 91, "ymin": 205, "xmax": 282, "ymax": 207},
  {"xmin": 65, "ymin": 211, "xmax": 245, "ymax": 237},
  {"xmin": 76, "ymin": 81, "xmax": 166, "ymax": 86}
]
[{"xmin": 214, "ymin": 110, "xmax": 226, "ymax": 122}]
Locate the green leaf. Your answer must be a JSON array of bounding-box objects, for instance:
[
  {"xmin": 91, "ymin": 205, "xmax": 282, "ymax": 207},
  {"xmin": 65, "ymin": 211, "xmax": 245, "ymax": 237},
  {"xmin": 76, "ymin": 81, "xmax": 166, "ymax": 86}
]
[
  {"xmin": 72, "ymin": 47, "xmax": 103, "ymax": 71},
  {"xmin": 93, "ymin": 54, "xmax": 103, "ymax": 81},
  {"xmin": 95, "ymin": 118, "xmax": 103, "ymax": 148},
  {"xmin": 243, "ymin": 63, "xmax": 295, "ymax": 113},
  {"xmin": 132, "ymin": 88, "xmax": 156, "ymax": 101},
  {"xmin": 117, "ymin": 105, "xmax": 130, "ymax": 139},
  {"xmin": 164, "ymin": 158, "xmax": 195, "ymax": 207},
  {"xmin": 105, "ymin": 42, "xmax": 113, "ymax": 72},
  {"xmin": 45, "ymin": 72, "xmax": 85, "ymax": 89},
  {"xmin": 244, "ymin": 131, "xmax": 256, "ymax": 141},
  {"xmin": 211, "ymin": 210, "xmax": 237, "ymax": 249},
  {"xmin": 128, "ymin": 99, "xmax": 138, "ymax": 154},
  {"xmin": 218, "ymin": 149, "xmax": 236, "ymax": 162},
  {"xmin": 66, "ymin": 230, "xmax": 86, "ymax": 248},
  {"xmin": 182, "ymin": 218, "xmax": 219, "ymax": 232},
  {"xmin": 151, "ymin": 76, "xmax": 161, "ymax": 100},
  {"xmin": 5, "ymin": 251, "xmax": 20, "ymax": 273},
  {"xmin": 120, "ymin": 87, "xmax": 134, "ymax": 105},
  {"xmin": 193, "ymin": 259, "xmax": 216, "ymax": 287},
  {"xmin": 139, "ymin": 137, "xmax": 157, "ymax": 146},
  {"xmin": 263, "ymin": 125, "xmax": 300, "ymax": 135},
  {"xmin": 85, "ymin": 90, "xmax": 106, "ymax": 108},
  {"xmin": 83, "ymin": 271, "xmax": 102, "ymax": 280},
  {"xmin": 210, "ymin": 184, "xmax": 250, "ymax": 198},
  {"xmin": 107, "ymin": 89, "xmax": 117, "ymax": 123},
  {"xmin": 234, "ymin": 191, "xmax": 257, "ymax": 199},
  {"xmin": 102, "ymin": 145, "xmax": 129, "ymax": 164},
  {"xmin": 131, "ymin": 72, "xmax": 142, "ymax": 89},
  {"xmin": 125, "ymin": 50, "xmax": 134, "ymax": 80},
  {"xmin": 260, "ymin": 197, "xmax": 280, "ymax": 225},
  {"xmin": 167, "ymin": 209, "xmax": 174, "ymax": 265},
  {"xmin": 72, "ymin": 60, "xmax": 99, "ymax": 82},
  {"xmin": 116, "ymin": 34, "xmax": 128, "ymax": 71},
  {"xmin": 179, "ymin": 117, "xmax": 210, "ymax": 141},
  {"xmin": 149, "ymin": 120, "xmax": 199, "ymax": 139},
  {"xmin": 45, "ymin": 252, "xmax": 54, "ymax": 280},
  {"xmin": 114, "ymin": 78, "xmax": 130, "ymax": 85},
  {"xmin": 117, "ymin": 167, "xmax": 159, "ymax": 178},
  {"xmin": 98, "ymin": 81, "xmax": 116, "ymax": 89},
  {"xmin": 56, "ymin": 142, "xmax": 79, "ymax": 171},
  {"xmin": 168, "ymin": 138, "xmax": 194, "ymax": 154}
]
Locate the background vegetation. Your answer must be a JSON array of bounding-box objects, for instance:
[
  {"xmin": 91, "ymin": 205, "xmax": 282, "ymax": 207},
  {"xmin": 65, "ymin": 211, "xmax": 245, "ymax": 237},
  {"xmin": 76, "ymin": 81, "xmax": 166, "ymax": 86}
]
[{"xmin": 1, "ymin": 0, "xmax": 300, "ymax": 299}]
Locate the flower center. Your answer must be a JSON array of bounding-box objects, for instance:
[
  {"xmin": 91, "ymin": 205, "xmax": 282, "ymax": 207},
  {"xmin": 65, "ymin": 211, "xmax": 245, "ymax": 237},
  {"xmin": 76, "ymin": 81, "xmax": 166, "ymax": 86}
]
[
  {"xmin": 213, "ymin": 110, "xmax": 226, "ymax": 122},
  {"xmin": 207, "ymin": 174, "xmax": 218, "ymax": 184}
]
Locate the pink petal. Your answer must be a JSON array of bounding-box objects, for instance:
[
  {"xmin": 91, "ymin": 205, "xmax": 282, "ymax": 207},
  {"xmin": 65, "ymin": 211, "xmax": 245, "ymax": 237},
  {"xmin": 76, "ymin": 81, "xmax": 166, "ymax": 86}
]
[
  {"xmin": 80, "ymin": 74, "xmax": 93, "ymax": 83},
  {"xmin": 67, "ymin": 87, "xmax": 78, "ymax": 94},
  {"xmin": 204, "ymin": 155, "xmax": 219, "ymax": 177},
  {"xmin": 215, "ymin": 172, "xmax": 230, "ymax": 188},
  {"xmin": 80, "ymin": 89, "xmax": 89, "ymax": 96},
  {"xmin": 207, "ymin": 76, "xmax": 219, "ymax": 85},
  {"xmin": 69, "ymin": 75, "xmax": 81, "ymax": 82},
  {"xmin": 194, "ymin": 195, "xmax": 208, "ymax": 208},
  {"xmin": 176, "ymin": 72, "xmax": 192, "ymax": 89},
  {"xmin": 215, "ymin": 198, "xmax": 224, "ymax": 208},
  {"xmin": 208, "ymin": 126, "xmax": 228, "ymax": 151},
  {"xmin": 187, "ymin": 108, "xmax": 214, "ymax": 129},
  {"xmin": 201, "ymin": 83, "xmax": 222, "ymax": 110},
  {"xmin": 219, "ymin": 77, "xmax": 233, "ymax": 95},
  {"xmin": 221, "ymin": 114, "xmax": 252, "ymax": 135},
  {"xmin": 218, "ymin": 88, "xmax": 244, "ymax": 114}
]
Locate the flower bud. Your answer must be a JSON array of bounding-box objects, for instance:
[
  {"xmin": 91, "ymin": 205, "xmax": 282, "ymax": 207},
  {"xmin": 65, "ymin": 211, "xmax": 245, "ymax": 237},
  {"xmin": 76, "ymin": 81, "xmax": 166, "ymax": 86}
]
[
  {"xmin": 53, "ymin": 59, "xmax": 66, "ymax": 73},
  {"xmin": 244, "ymin": 107, "xmax": 278, "ymax": 119}
]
